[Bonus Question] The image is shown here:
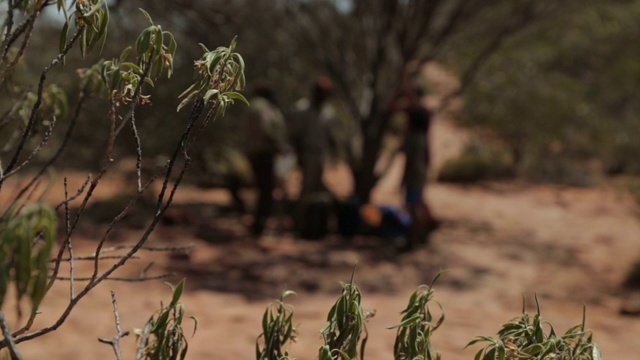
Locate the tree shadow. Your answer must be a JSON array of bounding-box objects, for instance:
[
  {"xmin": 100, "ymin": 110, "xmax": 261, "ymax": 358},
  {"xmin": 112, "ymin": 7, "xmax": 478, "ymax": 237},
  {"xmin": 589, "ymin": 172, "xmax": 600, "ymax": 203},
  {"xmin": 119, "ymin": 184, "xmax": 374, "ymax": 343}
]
[
  {"xmin": 151, "ymin": 202, "xmax": 448, "ymax": 301},
  {"xmin": 74, "ymin": 198, "xmax": 468, "ymax": 302}
]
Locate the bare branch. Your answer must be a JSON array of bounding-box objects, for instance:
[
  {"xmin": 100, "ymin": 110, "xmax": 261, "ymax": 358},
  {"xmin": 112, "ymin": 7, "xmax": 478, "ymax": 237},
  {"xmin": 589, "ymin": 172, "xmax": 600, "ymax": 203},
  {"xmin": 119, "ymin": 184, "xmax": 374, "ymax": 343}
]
[
  {"xmin": 419, "ymin": 0, "xmax": 467, "ymax": 61},
  {"xmin": 12, "ymin": 85, "xmax": 89, "ymax": 209},
  {"xmin": 0, "ymin": 26, "xmax": 85, "ymax": 189},
  {"xmin": 51, "ymin": 255, "xmax": 141, "ymax": 263},
  {"xmin": 0, "ymin": 0, "xmax": 45, "ymax": 86},
  {"xmin": 130, "ymin": 115, "xmax": 143, "ymax": 192},
  {"xmin": 55, "ymin": 273, "xmax": 176, "ymax": 283},
  {"xmin": 0, "ymin": 311, "xmax": 23, "ymax": 360},
  {"xmin": 54, "ymin": 175, "xmax": 91, "ymax": 211},
  {"xmin": 97, "ymin": 291, "xmax": 129, "ymax": 360},
  {"xmin": 3, "ymin": 115, "xmax": 58, "ymax": 179},
  {"xmin": 435, "ymin": 1, "xmax": 538, "ymax": 114},
  {"xmin": 65, "ymin": 179, "xmax": 76, "ymax": 300},
  {"xmin": 47, "ymin": 175, "xmax": 90, "ymax": 295},
  {"xmin": 0, "ymin": 99, "xmax": 206, "ymax": 349}
]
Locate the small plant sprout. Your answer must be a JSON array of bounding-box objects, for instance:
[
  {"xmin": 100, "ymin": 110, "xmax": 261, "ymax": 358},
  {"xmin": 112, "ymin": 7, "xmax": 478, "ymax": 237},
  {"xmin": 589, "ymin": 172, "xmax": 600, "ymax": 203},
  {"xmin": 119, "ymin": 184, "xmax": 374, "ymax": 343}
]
[
  {"xmin": 256, "ymin": 290, "xmax": 298, "ymax": 360},
  {"xmin": 389, "ymin": 270, "xmax": 446, "ymax": 360},
  {"xmin": 466, "ymin": 294, "xmax": 603, "ymax": 360},
  {"xmin": 135, "ymin": 279, "xmax": 196, "ymax": 360},
  {"xmin": 319, "ymin": 268, "xmax": 374, "ymax": 360}
]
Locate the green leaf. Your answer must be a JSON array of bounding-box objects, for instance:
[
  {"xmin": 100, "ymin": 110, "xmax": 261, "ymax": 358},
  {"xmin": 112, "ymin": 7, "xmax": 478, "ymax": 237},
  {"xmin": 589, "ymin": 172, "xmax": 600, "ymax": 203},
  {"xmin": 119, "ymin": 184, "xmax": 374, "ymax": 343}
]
[
  {"xmin": 110, "ymin": 69, "xmax": 122, "ymax": 92},
  {"xmin": 177, "ymin": 91, "xmax": 200, "ymax": 112},
  {"xmin": 97, "ymin": 7, "xmax": 109, "ymax": 54},
  {"xmin": 139, "ymin": 8, "xmax": 154, "ymax": 25},
  {"xmin": 119, "ymin": 46, "xmax": 132, "ymax": 62},
  {"xmin": 136, "ymin": 28, "xmax": 152, "ymax": 56},
  {"xmin": 84, "ymin": 0, "xmax": 105, "ymax": 17},
  {"xmin": 226, "ymin": 91, "xmax": 249, "ymax": 105},
  {"xmin": 59, "ymin": 21, "xmax": 69, "ymax": 53},
  {"xmin": 80, "ymin": 27, "xmax": 87, "ymax": 58},
  {"xmin": 165, "ymin": 31, "xmax": 177, "ymax": 55},
  {"xmin": 154, "ymin": 27, "xmax": 163, "ymax": 54},
  {"xmin": 170, "ymin": 279, "xmax": 185, "ymax": 306},
  {"xmin": 203, "ymin": 89, "xmax": 219, "ymax": 103}
]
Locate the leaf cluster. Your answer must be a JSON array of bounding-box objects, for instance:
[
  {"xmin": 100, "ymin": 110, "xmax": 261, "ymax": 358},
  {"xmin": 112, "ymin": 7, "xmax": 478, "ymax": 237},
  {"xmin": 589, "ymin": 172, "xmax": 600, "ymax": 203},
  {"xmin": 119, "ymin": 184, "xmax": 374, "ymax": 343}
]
[
  {"xmin": 0, "ymin": 202, "xmax": 56, "ymax": 313},
  {"xmin": 100, "ymin": 9, "xmax": 177, "ymax": 106},
  {"xmin": 256, "ymin": 290, "xmax": 298, "ymax": 360},
  {"xmin": 319, "ymin": 277, "xmax": 371, "ymax": 360},
  {"xmin": 58, "ymin": 0, "xmax": 110, "ymax": 58},
  {"xmin": 389, "ymin": 271, "xmax": 445, "ymax": 360},
  {"xmin": 136, "ymin": 279, "xmax": 197, "ymax": 360},
  {"xmin": 467, "ymin": 296, "xmax": 602, "ymax": 360},
  {"xmin": 177, "ymin": 37, "xmax": 247, "ymax": 114}
]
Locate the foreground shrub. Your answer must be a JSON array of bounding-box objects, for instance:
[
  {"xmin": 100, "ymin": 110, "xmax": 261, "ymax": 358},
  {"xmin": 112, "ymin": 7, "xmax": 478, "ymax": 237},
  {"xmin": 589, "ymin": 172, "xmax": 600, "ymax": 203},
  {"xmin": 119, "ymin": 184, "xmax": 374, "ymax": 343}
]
[
  {"xmin": 136, "ymin": 280, "xmax": 196, "ymax": 360},
  {"xmin": 257, "ymin": 272, "xmax": 603, "ymax": 360},
  {"xmin": 318, "ymin": 276, "xmax": 371, "ymax": 360},
  {"xmin": 468, "ymin": 296, "xmax": 602, "ymax": 360},
  {"xmin": 389, "ymin": 271, "xmax": 445, "ymax": 360},
  {"xmin": 256, "ymin": 290, "xmax": 298, "ymax": 360}
]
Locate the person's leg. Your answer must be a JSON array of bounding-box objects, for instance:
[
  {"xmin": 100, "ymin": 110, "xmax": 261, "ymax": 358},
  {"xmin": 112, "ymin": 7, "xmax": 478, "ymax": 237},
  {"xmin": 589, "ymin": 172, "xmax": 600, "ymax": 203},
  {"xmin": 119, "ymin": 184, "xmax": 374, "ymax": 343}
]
[
  {"xmin": 250, "ymin": 153, "xmax": 275, "ymax": 235},
  {"xmin": 227, "ymin": 175, "xmax": 246, "ymax": 213},
  {"xmin": 300, "ymin": 153, "xmax": 326, "ymax": 198},
  {"xmin": 404, "ymin": 186, "xmax": 439, "ymax": 249}
]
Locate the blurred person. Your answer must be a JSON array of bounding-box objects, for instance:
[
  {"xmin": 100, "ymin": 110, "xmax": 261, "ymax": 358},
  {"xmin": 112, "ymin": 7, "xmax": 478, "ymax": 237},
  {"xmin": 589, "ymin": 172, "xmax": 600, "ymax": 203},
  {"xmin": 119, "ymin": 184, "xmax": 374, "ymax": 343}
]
[
  {"xmin": 289, "ymin": 77, "xmax": 340, "ymax": 238},
  {"xmin": 392, "ymin": 63, "xmax": 439, "ymax": 249},
  {"xmin": 291, "ymin": 76, "xmax": 339, "ymax": 198},
  {"xmin": 241, "ymin": 80, "xmax": 291, "ymax": 235}
]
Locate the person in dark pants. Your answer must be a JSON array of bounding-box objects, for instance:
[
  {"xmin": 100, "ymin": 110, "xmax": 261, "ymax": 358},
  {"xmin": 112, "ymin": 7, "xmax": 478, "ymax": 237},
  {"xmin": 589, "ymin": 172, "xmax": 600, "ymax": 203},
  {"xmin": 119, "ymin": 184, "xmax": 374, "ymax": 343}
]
[
  {"xmin": 242, "ymin": 81, "xmax": 291, "ymax": 235},
  {"xmin": 392, "ymin": 63, "xmax": 439, "ymax": 249}
]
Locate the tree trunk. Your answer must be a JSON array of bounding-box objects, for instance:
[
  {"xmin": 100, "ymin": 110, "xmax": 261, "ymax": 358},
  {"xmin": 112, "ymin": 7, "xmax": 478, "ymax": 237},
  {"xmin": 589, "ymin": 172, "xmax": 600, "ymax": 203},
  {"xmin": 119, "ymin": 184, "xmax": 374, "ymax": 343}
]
[{"xmin": 353, "ymin": 112, "xmax": 387, "ymax": 204}]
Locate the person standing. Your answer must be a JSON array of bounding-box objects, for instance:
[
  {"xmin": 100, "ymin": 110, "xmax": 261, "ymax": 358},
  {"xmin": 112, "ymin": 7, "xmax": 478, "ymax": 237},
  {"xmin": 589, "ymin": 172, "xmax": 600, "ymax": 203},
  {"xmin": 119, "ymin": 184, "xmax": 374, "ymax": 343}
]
[
  {"xmin": 292, "ymin": 77, "xmax": 339, "ymax": 198},
  {"xmin": 289, "ymin": 77, "xmax": 339, "ymax": 238},
  {"xmin": 392, "ymin": 64, "xmax": 439, "ymax": 249},
  {"xmin": 242, "ymin": 81, "xmax": 291, "ymax": 235}
]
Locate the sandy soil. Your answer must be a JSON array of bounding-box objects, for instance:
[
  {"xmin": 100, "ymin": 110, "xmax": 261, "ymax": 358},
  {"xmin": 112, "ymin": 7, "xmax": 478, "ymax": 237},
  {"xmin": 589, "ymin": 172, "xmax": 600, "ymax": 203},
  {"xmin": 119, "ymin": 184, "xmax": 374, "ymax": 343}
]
[{"xmin": 4, "ymin": 64, "xmax": 640, "ymax": 359}]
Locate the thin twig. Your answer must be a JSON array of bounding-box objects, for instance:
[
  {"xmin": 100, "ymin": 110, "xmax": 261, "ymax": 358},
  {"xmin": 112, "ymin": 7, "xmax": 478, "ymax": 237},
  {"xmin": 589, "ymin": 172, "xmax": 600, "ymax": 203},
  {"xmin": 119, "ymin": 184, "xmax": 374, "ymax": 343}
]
[
  {"xmin": 54, "ymin": 175, "xmax": 91, "ymax": 211},
  {"xmin": 2, "ymin": 115, "xmax": 58, "ymax": 179},
  {"xmin": 65, "ymin": 179, "xmax": 75, "ymax": 299},
  {"xmin": 434, "ymin": 1, "xmax": 537, "ymax": 114},
  {"xmin": 0, "ymin": 0, "xmax": 45, "ymax": 86},
  {"xmin": 12, "ymin": 86, "xmax": 88, "ymax": 209},
  {"xmin": 0, "ymin": 25, "xmax": 84, "ymax": 189},
  {"xmin": 55, "ymin": 272, "xmax": 176, "ymax": 282},
  {"xmin": 97, "ymin": 291, "xmax": 129, "ymax": 360},
  {"xmin": 95, "ymin": 243, "xmax": 195, "ymax": 254},
  {"xmin": 140, "ymin": 262, "xmax": 154, "ymax": 278},
  {"xmin": 47, "ymin": 175, "xmax": 90, "ymax": 292},
  {"xmin": 89, "ymin": 51, "xmax": 156, "ymax": 284},
  {"xmin": 51, "ymin": 255, "xmax": 141, "ymax": 263},
  {"xmin": 0, "ymin": 83, "xmax": 206, "ymax": 352},
  {"xmin": 130, "ymin": 114, "xmax": 143, "ymax": 192},
  {"xmin": 0, "ymin": 311, "xmax": 23, "ymax": 360}
]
